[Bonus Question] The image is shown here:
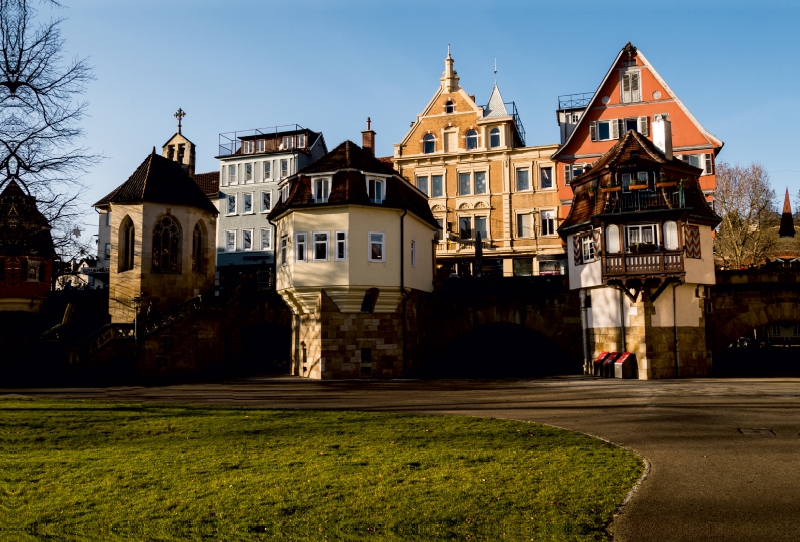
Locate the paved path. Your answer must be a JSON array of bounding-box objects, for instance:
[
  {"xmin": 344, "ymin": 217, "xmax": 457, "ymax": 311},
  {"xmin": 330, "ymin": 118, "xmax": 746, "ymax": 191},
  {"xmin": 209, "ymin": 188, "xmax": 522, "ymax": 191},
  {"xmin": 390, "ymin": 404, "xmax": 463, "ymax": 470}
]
[{"xmin": 5, "ymin": 376, "xmax": 800, "ymax": 541}]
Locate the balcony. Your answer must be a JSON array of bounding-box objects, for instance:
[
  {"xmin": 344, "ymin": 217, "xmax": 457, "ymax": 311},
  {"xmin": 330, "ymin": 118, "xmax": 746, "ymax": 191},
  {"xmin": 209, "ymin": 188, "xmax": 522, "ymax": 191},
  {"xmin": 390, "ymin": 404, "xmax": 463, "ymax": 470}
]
[
  {"xmin": 602, "ymin": 186, "xmax": 685, "ymax": 214},
  {"xmin": 435, "ymin": 239, "xmax": 496, "ymax": 254},
  {"xmin": 218, "ymin": 124, "xmax": 307, "ymax": 157},
  {"xmin": 602, "ymin": 250, "xmax": 684, "ymax": 282}
]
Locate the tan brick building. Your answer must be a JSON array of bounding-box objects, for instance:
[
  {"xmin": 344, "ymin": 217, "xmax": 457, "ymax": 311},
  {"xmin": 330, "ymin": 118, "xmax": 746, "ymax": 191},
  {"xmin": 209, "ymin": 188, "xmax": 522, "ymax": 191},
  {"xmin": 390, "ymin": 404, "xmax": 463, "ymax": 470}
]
[{"xmin": 392, "ymin": 49, "xmax": 565, "ymax": 277}]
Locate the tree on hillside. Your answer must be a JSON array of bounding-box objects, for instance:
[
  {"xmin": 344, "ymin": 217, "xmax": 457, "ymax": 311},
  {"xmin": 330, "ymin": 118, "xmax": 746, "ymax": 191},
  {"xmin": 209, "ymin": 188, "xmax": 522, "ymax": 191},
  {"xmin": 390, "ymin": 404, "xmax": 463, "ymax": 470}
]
[
  {"xmin": 713, "ymin": 162, "xmax": 777, "ymax": 269},
  {"xmin": 0, "ymin": 0, "xmax": 97, "ymax": 258}
]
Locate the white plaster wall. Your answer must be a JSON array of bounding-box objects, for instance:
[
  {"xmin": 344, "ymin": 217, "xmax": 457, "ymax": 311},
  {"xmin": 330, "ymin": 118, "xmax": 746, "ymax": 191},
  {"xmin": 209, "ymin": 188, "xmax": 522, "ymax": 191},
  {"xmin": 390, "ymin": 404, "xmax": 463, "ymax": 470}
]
[
  {"xmin": 650, "ymin": 283, "xmax": 702, "ymax": 327},
  {"xmin": 568, "ymin": 234, "xmax": 602, "ymax": 290},
  {"xmin": 684, "ymin": 224, "xmax": 715, "ymax": 285},
  {"xmin": 587, "ymin": 286, "xmax": 635, "ymax": 328}
]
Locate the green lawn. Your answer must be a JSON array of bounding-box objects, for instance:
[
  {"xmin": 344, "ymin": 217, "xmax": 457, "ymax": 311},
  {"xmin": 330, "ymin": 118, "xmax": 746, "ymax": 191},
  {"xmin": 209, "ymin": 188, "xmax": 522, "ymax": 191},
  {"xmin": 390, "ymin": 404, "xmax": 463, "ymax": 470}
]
[{"xmin": 0, "ymin": 397, "xmax": 642, "ymax": 541}]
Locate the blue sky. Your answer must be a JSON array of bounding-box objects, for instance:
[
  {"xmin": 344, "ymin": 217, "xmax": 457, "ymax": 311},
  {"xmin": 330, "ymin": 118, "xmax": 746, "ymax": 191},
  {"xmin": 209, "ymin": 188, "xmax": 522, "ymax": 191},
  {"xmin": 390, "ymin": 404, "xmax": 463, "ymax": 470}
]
[{"xmin": 48, "ymin": 0, "xmax": 800, "ymax": 240}]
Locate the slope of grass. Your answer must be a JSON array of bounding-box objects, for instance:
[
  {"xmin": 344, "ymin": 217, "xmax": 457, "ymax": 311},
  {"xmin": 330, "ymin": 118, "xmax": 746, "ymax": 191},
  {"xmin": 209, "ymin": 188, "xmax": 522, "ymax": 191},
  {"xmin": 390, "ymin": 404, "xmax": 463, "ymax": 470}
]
[{"xmin": 0, "ymin": 397, "xmax": 642, "ymax": 540}]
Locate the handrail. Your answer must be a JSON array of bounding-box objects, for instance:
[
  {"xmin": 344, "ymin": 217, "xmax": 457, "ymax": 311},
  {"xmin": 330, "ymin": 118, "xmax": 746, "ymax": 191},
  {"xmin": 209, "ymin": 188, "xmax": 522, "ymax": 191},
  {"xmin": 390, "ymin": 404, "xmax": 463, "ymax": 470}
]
[{"xmin": 558, "ymin": 92, "xmax": 593, "ymax": 110}]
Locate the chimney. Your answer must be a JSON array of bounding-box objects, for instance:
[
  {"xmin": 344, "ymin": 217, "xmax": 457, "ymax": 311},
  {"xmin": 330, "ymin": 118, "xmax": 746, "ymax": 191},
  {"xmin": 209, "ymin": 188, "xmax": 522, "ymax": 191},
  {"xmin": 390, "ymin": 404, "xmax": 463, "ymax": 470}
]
[
  {"xmin": 361, "ymin": 117, "xmax": 376, "ymax": 155},
  {"xmin": 652, "ymin": 114, "xmax": 673, "ymax": 160}
]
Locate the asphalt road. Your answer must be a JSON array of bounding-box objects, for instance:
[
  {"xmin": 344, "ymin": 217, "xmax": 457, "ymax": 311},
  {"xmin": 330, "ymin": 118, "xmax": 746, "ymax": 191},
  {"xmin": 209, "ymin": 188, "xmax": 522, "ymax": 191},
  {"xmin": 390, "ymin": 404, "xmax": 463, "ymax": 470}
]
[{"xmin": 5, "ymin": 375, "xmax": 800, "ymax": 541}]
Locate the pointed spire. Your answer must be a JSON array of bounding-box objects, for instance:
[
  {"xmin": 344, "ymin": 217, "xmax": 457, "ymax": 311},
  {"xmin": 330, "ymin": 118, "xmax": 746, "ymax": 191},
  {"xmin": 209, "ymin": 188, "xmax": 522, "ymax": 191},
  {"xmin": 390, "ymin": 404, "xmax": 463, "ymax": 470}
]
[
  {"xmin": 441, "ymin": 45, "xmax": 460, "ymax": 92},
  {"xmin": 779, "ymin": 187, "xmax": 796, "ymax": 238}
]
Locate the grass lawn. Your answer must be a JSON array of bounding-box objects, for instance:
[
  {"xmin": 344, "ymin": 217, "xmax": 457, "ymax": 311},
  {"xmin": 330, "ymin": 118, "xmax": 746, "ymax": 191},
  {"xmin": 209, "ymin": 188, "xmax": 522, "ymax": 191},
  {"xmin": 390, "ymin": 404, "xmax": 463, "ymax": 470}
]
[{"xmin": 1, "ymin": 397, "xmax": 643, "ymax": 541}]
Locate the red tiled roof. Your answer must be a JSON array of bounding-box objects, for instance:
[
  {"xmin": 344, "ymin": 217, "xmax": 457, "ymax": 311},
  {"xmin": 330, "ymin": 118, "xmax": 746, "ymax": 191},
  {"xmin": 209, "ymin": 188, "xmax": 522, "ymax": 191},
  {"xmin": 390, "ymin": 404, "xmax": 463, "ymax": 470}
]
[{"xmin": 194, "ymin": 171, "xmax": 219, "ymax": 197}]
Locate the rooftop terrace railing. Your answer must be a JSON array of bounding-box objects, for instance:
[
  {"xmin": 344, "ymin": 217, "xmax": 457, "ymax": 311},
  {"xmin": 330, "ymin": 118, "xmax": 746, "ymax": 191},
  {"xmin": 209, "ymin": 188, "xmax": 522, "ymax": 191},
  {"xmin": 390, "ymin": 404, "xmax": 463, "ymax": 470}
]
[
  {"xmin": 558, "ymin": 92, "xmax": 594, "ymax": 110},
  {"xmin": 218, "ymin": 124, "xmax": 307, "ymax": 157}
]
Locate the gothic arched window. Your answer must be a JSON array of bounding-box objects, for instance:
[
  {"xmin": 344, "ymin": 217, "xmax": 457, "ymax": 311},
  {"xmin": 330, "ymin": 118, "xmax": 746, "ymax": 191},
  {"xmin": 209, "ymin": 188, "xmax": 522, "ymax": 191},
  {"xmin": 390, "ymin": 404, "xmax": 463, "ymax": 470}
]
[
  {"xmin": 119, "ymin": 216, "xmax": 135, "ymax": 272},
  {"xmin": 152, "ymin": 215, "xmax": 181, "ymax": 273},
  {"xmin": 191, "ymin": 222, "xmax": 204, "ymax": 274}
]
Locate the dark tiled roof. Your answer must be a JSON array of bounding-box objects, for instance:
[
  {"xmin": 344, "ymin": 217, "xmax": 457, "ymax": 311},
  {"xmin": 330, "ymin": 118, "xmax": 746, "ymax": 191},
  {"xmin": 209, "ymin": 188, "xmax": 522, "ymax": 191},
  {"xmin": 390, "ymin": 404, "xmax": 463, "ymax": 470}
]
[
  {"xmin": 194, "ymin": 171, "xmax": 220, "ymax": 197},
  {"xmin": 0, "ymin": 180, "xmax": 56, "ymax": 258},
  {"xmin": 296, "ymin": 140, "xmax": 398, "ymax": 176},
  {"xmin": 94, "ymin": 150, "xmax": 218, "ymax": 215},
  {"xmin": 269, "ymin": 141, "xmax": 438, "ymax": 230},
  {"xmin": 559, "ymin": 130, "xmax": 719, "ymax": 236}
]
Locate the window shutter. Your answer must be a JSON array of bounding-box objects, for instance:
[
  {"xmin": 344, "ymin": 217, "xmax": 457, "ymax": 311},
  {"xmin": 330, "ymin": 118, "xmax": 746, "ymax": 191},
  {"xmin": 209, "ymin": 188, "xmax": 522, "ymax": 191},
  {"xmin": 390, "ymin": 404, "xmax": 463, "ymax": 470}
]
[
  {"xmin": 611, "ymin": 118, "xmax": 620, "ymax": 139},
  {"xmin": 589, "ymin": 121, "xmax": 597, "ymax": 142},
  {"xmin": 638, "ymin": 116, "xmax": 648, "ymax": 136},
  {"xmin": 704, "ymin": 153, "xmax": 713, "ymax": 175},
  {"xmin": 564, "ymin": 164, "xmax": 572, "ymax": 184},
  {"xmin": 630, "ymin": 72, "xmax": 640, "ymax": 101}
]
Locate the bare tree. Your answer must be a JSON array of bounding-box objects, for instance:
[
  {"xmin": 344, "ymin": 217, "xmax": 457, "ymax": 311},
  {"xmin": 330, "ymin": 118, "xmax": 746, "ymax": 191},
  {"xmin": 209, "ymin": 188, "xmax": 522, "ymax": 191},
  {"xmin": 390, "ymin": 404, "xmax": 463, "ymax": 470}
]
[
  {"xmin": 714, "ymin": 162, "xmax": 777, "ymax": 269},
  {"xmin": 0, "ymin": 0, "xmax": 98, "ymax": 259}
]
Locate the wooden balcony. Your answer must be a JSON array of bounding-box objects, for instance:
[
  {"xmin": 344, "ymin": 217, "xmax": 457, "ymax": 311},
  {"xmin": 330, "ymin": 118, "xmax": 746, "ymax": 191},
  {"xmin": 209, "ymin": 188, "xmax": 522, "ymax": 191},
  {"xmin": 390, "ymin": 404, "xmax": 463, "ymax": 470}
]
[{"xmin": 602, "ymin": 250, "xmax": 684, "ymax": 282}]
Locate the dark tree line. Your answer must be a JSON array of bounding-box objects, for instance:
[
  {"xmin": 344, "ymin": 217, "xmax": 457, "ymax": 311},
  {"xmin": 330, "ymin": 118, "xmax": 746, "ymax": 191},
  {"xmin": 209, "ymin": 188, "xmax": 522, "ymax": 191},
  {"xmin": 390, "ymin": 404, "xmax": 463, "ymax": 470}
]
[{"xmin": 0, "ymin": 0, "xmax": 97, "ymax": 258}]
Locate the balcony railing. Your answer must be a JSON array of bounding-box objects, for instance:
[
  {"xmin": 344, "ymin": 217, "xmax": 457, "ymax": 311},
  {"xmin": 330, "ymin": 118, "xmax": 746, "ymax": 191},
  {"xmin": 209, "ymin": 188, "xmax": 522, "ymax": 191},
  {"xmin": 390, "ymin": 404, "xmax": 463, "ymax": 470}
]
[
  {"xmin": 435, "ymin": 239, "xmax": 495, "ymax": 253},
  {"xmin": 603, "ymin": 251, "xmax": 684, "ymax": 278},
  {"xmin": 218, "ymin": 124, "xmax": 307, "ymax": 157},
  {"xmin": 558, "ymin": 92, "xmax": 593, "ymax": 110},
  {"xmin": 602, "ymin": 187, "xmax": 685, "ymax": 214}
]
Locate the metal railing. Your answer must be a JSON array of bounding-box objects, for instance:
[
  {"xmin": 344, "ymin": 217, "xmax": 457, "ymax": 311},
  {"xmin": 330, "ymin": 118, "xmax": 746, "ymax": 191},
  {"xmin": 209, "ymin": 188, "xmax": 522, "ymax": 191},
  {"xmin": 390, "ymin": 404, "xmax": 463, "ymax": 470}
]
[
  {"xmin": 558, "ymin": 92, "xmax": 594, "ymax": 110},
  {"xmin": 435, "ymin": 240, "xmax": 495, "ymax": 252},
  {"xmin": 604, "ymin": 251, "xmax": 684, "ymax": 277},
  {"xmin": 218, "ymin": 124, "xmax": 307, "ymax": 157},
  {"xmin": 506, "ymin": 101, "xmax": 526, "ymax": 146}
]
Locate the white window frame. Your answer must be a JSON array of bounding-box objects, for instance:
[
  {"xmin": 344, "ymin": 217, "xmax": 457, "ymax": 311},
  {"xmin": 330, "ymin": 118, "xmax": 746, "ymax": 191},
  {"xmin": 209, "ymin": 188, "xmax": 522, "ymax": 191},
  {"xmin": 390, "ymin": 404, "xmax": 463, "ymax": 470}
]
[
  {"xmin": 489, "ymin": 127, "xmax": 501, "ymax": 148},
  {"xmin": 242, "ymin": 192, "xmax": 254, "ymax": 215},
  {"xmin": 431, "ymin": 173, "xmax": 445, "ymax": 198},
  {"xmin": 256, "ymin": 139, "xmax": 265, "ymax": 153},
  {"xmin": 515, "ymin": 210, "xmax": 535, "ymax": 239},
  {"xmin": 244, "ymin": 163, "xmax": 253, "ymax": 183},
  {"xmin": 411, "ymin": 239, "xmax": 417, "ymax": 267},
  {"xmin": 540, "ymin": 209, "xmax": 556, "ymax": 237},
  {"xmin": 624, "ymin": 224, "xmax": 659, "ymax": 252},
  {"xmin": 295, "ymin": 232, "xmax": 307, "ymax": 262},
  {"xmin": 260, "ymin": 190, "xmax": 271, "ymax": 213},
  {"xmin": 225, "ymin": 230, "xmax": 236, "ymax": 252},
  {"xmin": 367, "ymin": 179, "xmax": 385, "ymax": 204},
  {"xmin": 515, "ymin": 167, "xmax": 531, "ymax": 192},
  {"xmin": 280, "ymin": 159, "xmax": 289, "ymax": 179},
  {"xmin": 621, "ymin": 70, "xmax": 642, "ymax": 104},
  {"xmin": 263, "ymin": 161, "xmax": 271, "ymax": 180},
  {"xmin": 368, "ymin": 231, "xmax": 386, "ymax": 262},
  {"xmin": 581, "ymin": 235, "xmax": 595, "ymax": 263},
  {"xmin": 474, "ymin": 215, "xmax": 488, "ymax": 240},
  {"xmin": 228, "ymin": 164, "xmax": 237, "ymax": 185},
  {"xmin": 226, "ymin": 194, "xmax": 237, "ymax": 216},
  {"xmin": 458, "ymin": 172, "xmax": 472, "ymax": 196},
  {"xmin": 280, "ymin": 184, "xmax": 290, "ymax": 203},
  {"xmin": 260, "ymin": 227, "xmax": 272, "ymax": 251},
  {"xmin": 313, "ymin": 179, "xmax": 330, "ymax": 203},
  {"xmin": 243, "ymin": 141, "xmax": 254, "ymax": 154},
  {"xmin": 280, "ymin": 235, "xmax": 287, "ymax": 266},
  {"xmin": 539, "ymin": 165, "xmax": 554, "ymax": 190},
  {"xmin": 242, "ymin": 228, "xmax": 254, "ymax": 251},
  {"xmin": 297, "ymin": 133, "xmax": 306, "ymax": 147},
  {"xmin": 312, "ymin": 231, "xmax": 329, "ymax": 262},
  {"xmin": 563, "ymin": 163, "xmax": 586, "ymax": 185},
  {"xmin": 334, "ymin": 230, "xmax": 348, "ymax": 261},
  {"xmin": 458, "ymin": 215, "xmax": 473, "ymax": 240},
  {"xmin": 473, "ymin": 170, "xmax": 488, "ymax": 195},
  {"xmin": 416, "ymin": 175, "xmax": 429, "ymax": 196}
]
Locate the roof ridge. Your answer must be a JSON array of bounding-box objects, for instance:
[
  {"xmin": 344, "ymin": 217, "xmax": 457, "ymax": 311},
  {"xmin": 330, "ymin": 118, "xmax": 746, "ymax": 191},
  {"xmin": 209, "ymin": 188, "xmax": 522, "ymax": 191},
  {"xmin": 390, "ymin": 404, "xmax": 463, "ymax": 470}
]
[{"xmin": 141, "ymin": 148, "xmax": 156, "ymax": 198}]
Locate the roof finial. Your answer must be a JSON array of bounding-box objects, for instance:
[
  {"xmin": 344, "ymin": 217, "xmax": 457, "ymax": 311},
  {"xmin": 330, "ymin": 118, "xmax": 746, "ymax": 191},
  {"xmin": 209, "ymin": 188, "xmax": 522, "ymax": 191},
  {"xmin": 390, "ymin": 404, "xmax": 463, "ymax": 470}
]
[
  {"xmin": 174, "ymin": 107, "xmax": 186, "ymax": 134},
  {"xmin": 447, "ymin": 43, "xmax": 451, "ymax": 58},
  {"xmin": 494, "ymin": 58, "xmax": 497, "ymax": 85}
]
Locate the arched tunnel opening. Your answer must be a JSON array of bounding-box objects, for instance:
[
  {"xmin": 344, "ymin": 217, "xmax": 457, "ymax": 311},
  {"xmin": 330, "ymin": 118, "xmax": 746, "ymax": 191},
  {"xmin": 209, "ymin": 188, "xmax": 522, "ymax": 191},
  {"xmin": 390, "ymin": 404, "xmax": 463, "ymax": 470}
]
[
  {"xmin": 239, "ymin": 322, "xmax": 292, "ymax": 375},
  {"xmin": 714, "ymin": 321, "xmax": 800, "ymax": 377},
  {"xmin": 424, "ymin": 322, "xmax": 581, "ymax": 378}
]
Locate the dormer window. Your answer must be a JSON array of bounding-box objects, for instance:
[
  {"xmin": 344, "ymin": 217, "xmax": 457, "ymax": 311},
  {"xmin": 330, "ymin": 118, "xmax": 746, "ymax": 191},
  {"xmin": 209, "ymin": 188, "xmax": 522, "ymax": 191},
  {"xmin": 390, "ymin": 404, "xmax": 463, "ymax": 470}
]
[
  {"xmin": 297, "ymin": 133, "xmax": 306, "ymax": 147},
  {"xmin": 256, "ymin": 139, "xmax": 265, "ymax": 153},
  {"xmin": 489, "ymin": 128, "xmax": 501, "ymax": 148},
  {"xmin": 367, "ymin": 179, "xmax": 384, "ymax": 204},
  {"xmin": 281, "ymin": 136, "xmax": 294, "ymax": 150},
  {"xmin": 281, "ymin": 184, "xmax": 291, "ymax": 202},
  {"xmin": 243, "ymin": 141, "xmax": 254, "ymax": 154},
  {"xmin": 423, "ymin": 134, "xmax": 436, "ymax": 154},
  {"xmin": 313, "ymin": 179, "xmax": 330, "ymax": 203},
  {"xmin": 445, "ymin": 100, "xmax": 455, "ymax": 113},
  {"xmin": 466, "ymin": 130, "xmax": 478, "ymax": 150}
]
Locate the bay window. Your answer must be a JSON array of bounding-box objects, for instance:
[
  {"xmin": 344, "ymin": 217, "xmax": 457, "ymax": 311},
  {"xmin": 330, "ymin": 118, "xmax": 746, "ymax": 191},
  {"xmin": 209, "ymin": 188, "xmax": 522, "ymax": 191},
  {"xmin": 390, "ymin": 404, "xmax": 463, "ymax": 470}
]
[
  {"xmin": 295, "ymin": 232, "xmax": 307, "ymax": 262},
  {"xmin": 625, "ymin": 224, "xmax": 658, "ymax": 251},
  {"xmin": 369, "ymin": 232, "xmax": 385, "ymax": 262},
  {"xmin": 335, "ymin": 231, "xmax": 347, "ymax": 261}
]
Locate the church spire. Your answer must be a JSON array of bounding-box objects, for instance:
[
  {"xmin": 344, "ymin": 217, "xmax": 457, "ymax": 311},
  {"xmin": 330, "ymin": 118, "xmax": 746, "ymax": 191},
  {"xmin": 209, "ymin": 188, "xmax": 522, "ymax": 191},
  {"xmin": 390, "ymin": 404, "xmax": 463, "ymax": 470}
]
[
  {"xmin": 779, "ymin": 187, "xmax": 796, "ymax": 238},
  {"xmin": 440, "ymin": 45, "xmax": 460, "ymax": 92}
]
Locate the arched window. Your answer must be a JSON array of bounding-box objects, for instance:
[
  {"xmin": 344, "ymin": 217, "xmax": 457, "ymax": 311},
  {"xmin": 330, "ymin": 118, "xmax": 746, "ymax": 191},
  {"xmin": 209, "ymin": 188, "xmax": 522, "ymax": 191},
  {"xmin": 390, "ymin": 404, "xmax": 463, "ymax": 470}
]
[
  {"xmin": 606, "ymin": 224, "xmax": 620, "ymax": 254},
  {"xmin": 423, "ymin": 134, "xmax": 436, "ymax": 154},
  {"xmin": 489, "ymin": 128, "xmax": 501, "ymax": 148},
  {"xmin": 466, "ymin": 130, "xmax": 478, "ymax": 150},
  {"xmin": 119, "ymin": 216, "xmax": 135, "ymax": 272},
  {"xmin": 192, "ymin": 222, "xmax": 205, "ymax": 273},
  {"xmin": 445, "ymin": 100, "xmax": 455, "ymax": 113},
  {"xmin": 152, "ymin": 215, "xmax": 181, "ymax": 273},
  {"xmin": 663, "ymin": 221, "xmax": 679, "ymax": 250}
]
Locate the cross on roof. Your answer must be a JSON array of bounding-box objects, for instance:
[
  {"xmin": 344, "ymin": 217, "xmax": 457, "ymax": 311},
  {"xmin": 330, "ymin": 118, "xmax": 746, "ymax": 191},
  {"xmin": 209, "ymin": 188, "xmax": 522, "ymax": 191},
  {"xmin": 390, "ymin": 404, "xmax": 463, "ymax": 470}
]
[{"xmin": 174, "ymin": 108, "xmax": 186, "ymax": 134}]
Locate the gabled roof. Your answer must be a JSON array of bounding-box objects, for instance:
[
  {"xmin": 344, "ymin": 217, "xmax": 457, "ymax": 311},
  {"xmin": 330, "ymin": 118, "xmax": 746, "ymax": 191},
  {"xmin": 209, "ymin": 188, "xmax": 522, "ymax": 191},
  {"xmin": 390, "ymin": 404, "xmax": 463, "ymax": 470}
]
[
  {"xmin": 94, "ymin": 149, "xmax": 218, "ymax": 214},
  {"xmin": 194, "ymin": 171, "xmax": 220, "ymax": 198},
  {"xmin": 558, "ymin": 130, "xmax": 720, "ymax": 235},
  {"xmin": 0, "ymin": 180, "xmax": 56, "ymax": 258},
  {"xmin": 483, "ymin": 84, "xmax": 508, "ymax": 119},
  {"xmin": 552, "ymin": 42, "xmax": 723, "ymax": 161},
  {"xmin": 269, "ymin": 141, "xmax": 438, "ymax": 230}
]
